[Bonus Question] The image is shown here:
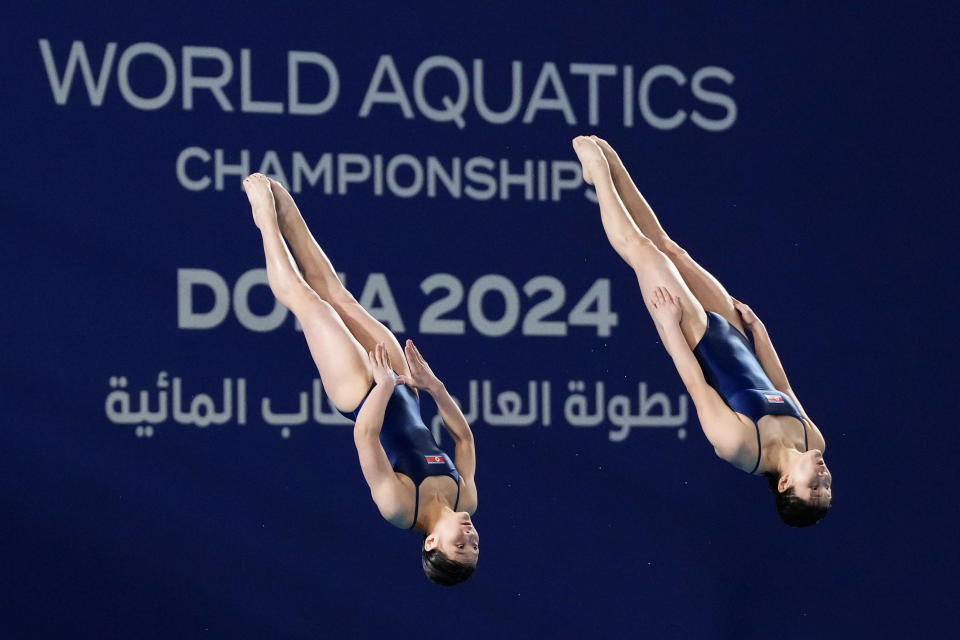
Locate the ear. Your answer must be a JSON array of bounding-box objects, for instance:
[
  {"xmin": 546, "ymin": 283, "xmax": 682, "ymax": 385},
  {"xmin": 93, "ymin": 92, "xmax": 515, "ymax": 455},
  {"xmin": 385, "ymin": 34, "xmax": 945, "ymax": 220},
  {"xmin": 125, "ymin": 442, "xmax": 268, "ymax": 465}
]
[
  {"xmin": 424, "ymin": 534, "xmax": 438, "ymax": 551},
  {"xmin": 777, "ymin": 474, "xmax": 790, "ymax": 493}
]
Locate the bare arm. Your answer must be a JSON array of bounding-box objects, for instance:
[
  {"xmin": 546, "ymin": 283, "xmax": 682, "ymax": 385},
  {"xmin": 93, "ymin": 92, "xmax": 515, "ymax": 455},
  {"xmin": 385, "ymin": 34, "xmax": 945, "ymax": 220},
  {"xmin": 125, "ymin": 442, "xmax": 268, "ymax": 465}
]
[
  {"xmin": 354, "ymin": 344, "xmax": 409, "ymax": 525},
  {"xmin": 426, "ymin": 382, "xmax": 476, "ymax": 479},
  {"xmin": 397, "ymin": 339, "xmax": 477, "ymax": 508},
  {"xmin": 651, "ymin": 288, "xmax": 752, "ymax": 460}
]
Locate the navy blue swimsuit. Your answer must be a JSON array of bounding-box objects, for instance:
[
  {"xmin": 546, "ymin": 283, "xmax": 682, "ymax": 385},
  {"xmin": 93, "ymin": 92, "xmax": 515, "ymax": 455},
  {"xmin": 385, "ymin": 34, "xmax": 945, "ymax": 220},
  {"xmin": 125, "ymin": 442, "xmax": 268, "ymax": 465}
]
[
  {"xmin": 344, "ymin": 380, "xmax": 460, "ymax": 528},
  {"xmin": 693, "ymin": 312, "xmax": 808, "ymax": 474}
]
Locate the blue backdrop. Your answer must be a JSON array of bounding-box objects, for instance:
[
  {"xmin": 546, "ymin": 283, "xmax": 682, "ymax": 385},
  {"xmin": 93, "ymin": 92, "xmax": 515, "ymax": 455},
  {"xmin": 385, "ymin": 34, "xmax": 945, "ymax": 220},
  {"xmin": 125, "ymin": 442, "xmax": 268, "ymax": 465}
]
[{"xmin": 3, "ymin": 2, "xmax": 957, "ymax": 638}]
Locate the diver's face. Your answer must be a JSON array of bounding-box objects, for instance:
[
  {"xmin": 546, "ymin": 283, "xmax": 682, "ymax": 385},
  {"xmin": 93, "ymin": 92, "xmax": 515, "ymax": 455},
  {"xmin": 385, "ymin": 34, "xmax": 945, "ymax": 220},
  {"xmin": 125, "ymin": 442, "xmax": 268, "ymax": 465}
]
[
  {"xmin": 786, "ymin": 449, "xmax": 832, "ymax": 507},
  {"xmin": 430, "ymin": 511, "xmax": 479, "ymax": 566}
]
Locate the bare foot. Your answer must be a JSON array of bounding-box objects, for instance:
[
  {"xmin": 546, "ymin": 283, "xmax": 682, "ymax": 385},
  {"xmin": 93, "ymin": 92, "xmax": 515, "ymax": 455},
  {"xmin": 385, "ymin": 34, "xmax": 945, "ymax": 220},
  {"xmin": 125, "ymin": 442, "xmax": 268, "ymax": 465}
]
[
  {"xmin": 591, "ymin": 135, "xmax": 631, "ymax": 186},
  {"xmin": 268, "ymin": 178, "xmax": 301, "ymax": 233},
  {"xmin": 242, "ymin": 173, "xmax": 277, "ymax": 229},
  {"xmin": 590, "ymin": 135, "xmax": 620, "ymax": 169},
  {"xmin": 571, "ymin": 135, "xmax": 608, "ymax": 186}
]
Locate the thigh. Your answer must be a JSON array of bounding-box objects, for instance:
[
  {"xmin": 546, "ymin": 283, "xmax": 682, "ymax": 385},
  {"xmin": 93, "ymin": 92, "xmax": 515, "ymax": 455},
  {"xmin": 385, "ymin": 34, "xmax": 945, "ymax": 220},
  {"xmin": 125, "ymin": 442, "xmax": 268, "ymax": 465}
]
[
  {"xmin": 295, "ymin": 293, "xmax": 375, "ymax": 412},
  {"xmin": 625, "ymin": 239, "xmax": 708, "ymax": 348},
  {"xmin": 664, "ymin": 241, "xmax": 746, "ymax": 335},
  {"xmin": 329, "ymin": 291, "xmax": 411, "ymax": 379}
]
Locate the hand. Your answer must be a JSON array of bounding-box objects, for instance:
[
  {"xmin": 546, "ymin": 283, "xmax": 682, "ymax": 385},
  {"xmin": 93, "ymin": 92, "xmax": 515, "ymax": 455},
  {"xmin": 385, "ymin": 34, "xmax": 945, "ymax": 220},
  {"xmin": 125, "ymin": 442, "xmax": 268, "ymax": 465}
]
[
  {"xmin": 650, "ymin": 286, "xmax": 682, "ymax": 327},
  {"xmin": 396, "ymin": 339, "xmax": 442, "ymax": 394},
  {"xmin": 369, "ymin": 343, "xmax": 397, "ymax": 387},
  {"xmin": 731, "ymin": 297, "xmax": 762, "ymax": 329}
]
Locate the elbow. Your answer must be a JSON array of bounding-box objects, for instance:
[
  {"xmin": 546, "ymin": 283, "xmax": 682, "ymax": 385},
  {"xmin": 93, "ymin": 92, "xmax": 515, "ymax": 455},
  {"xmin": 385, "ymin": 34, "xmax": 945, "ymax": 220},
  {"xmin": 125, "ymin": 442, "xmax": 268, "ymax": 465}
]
[
  {"xmin": 447, "ymin": 432, "xmax": 472, "ymax": 447},
  {"xmin": 353, "ymin": 420, "xmax": 378, "ymax": 442},
  {"xmin": 456, "ymin": 427, "xmax": 476, "ymax": 446},
  {"xmin": 352, "ymin": 427, "xmax": 365, "ymax": 446}
]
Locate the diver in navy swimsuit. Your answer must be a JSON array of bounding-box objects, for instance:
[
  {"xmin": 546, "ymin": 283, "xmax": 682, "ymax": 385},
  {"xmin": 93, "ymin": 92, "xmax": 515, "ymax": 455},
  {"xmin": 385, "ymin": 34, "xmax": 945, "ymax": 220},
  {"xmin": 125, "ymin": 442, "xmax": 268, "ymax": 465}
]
[
  {"xmin": 573, "ymin": 136, "xmax": 831, "ymax": 527},
  {"xmin": 243, "ymin": 174, "xmax": 479, "ymax": 583}
]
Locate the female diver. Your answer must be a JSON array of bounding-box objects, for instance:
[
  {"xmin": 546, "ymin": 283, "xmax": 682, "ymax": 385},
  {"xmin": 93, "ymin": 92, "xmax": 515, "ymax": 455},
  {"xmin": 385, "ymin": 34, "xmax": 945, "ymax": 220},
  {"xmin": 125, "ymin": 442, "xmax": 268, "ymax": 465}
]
[
  {"xmin": 572, "ymin": 136, "xmax": 831, "ymax": 527},
  {"xmin": 242, "ymin": 173, "xmax": 479, "ymax": 583}
]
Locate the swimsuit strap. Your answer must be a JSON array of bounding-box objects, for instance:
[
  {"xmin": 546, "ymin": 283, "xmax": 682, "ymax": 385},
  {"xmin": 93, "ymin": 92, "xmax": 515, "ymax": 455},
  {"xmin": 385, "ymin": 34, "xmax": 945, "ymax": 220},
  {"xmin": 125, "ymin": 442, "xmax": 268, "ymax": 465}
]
[
  {"xmin": 751, "ymin": 414, "xmax": 808, "ymax": 475},
  {"xmin": 749, "ymin": 419, "xmax": 762, "ymax": 474},
  {"xmin": 408, "ymin": 473, "xmax": 461, "ymax": 529},
  {"xmin": 409, "ymin": 484, "xmax": 420, "ymax": 530}
]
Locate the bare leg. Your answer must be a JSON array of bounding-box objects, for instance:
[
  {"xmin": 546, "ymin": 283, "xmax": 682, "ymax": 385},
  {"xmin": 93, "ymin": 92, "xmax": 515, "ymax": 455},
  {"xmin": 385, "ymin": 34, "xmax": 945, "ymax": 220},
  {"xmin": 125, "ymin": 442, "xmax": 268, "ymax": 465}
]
[
  {"xmin": 572, "ymin": 137, "xmax": 707, "ymax": 347},
  {"xmin": 243, "ymin": 173, "xmax": 372, "ymax": 412},
  {"xmin": 591, "ymin": 135, "xmax": 744, "ymax": 334},
  {"xmin": 269, "ymin": 179, "xmax": 410, "ymax": 378}
]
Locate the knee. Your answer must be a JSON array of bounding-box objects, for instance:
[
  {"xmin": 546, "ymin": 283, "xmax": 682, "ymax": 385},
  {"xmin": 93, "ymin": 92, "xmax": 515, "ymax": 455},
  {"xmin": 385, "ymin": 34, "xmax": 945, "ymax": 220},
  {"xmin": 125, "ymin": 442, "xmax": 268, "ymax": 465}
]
[
  {"xmin": 271, "ymin": 278, "xmax": 320, "ymax": 313},
  {"xmin": 267, "ymin": 277, "xmax": 299, "ymax": 307},
  {"xmin": 295, "ymin": 292, "xmax": 338, "ymax": 322},
  {"xmin": 617, "ymin": 233, "xmax": 661, "ymax": 266},
  {"xmin": 660, "ymin": 237, "xmax": 688, "ymax": 260},
  {"xmin": 328, "ymin": 287, "xmax": 360, "ymax": 311},
  {"xmin": 616, "ymin": 230, "xmax": 655, "ymax": 253}
]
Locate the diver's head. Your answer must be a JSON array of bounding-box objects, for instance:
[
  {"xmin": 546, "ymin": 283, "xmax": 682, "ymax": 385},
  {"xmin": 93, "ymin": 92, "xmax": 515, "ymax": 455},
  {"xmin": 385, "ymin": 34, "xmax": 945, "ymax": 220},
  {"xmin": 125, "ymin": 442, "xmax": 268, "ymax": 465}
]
[
  {"xmin": 421, "ymin": 510, "xmax": 478, "ymax": 586},
  {"xmin": 767, "ymin": 449, "xmax": 832, "ymax": 527}
]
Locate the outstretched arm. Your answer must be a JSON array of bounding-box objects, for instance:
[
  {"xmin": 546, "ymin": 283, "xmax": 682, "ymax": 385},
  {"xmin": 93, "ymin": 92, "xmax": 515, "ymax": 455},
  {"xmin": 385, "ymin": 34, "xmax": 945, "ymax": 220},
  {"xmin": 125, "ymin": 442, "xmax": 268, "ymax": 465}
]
[
  {"xmin": 397, "ymin": 340, "xmax": 476, "ymax": 484},
  {"xmin": 354, "ymin": 344, "xmax": 408, "ymax": 525},
  {"xmin": 651, "ymin": 288, "xmax": 751, "ymax": 459},
  {"xmin": 732, "ymin": 298, "xmax": 811, "ymax": 420}
]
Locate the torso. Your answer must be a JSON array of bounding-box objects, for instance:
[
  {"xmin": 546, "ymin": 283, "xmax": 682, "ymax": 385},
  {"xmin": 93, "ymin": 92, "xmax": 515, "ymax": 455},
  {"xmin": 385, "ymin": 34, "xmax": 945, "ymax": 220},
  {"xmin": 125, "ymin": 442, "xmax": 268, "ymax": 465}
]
[
  {"xmin": 354, "ymin": 382, "xmax": 471, "ymax": 528},
  {"xmin": 694, "ymin": 312, "xmax": 826, "ymax": 473},
  {"xmin": 388, "ymin": 472, "xmax": 473, "ymax": 530},
  {"xmin": 715, "ymin": 398, "xmax": 827, "ymax": 474}
]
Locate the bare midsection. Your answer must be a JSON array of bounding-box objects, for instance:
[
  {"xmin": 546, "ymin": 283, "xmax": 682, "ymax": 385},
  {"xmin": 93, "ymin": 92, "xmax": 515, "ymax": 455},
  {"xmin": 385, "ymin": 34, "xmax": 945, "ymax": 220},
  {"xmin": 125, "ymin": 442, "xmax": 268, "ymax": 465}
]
[
  {"xmin": 757, "ymin": 414, "xmax": 808, "ymax": 450},
  {"xmin": 716, "ymin": 413, "xmax": 808, "ymax": 474},
  {"xmin": 399, "ymin": 472, "xmax": 460, "ymax": 504}
]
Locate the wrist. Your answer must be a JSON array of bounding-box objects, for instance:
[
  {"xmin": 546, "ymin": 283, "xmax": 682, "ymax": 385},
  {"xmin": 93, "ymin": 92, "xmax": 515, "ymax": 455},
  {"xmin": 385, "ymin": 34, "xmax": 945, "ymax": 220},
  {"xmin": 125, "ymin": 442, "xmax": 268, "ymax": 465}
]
[
  {"xmin": 661, "ymin": 319, "xmax": 683, "ymax": 334},
  {"xmin": 373, "ymin": 378, "xmax": 395, "ymax": 392},
  {"xmin": 662, "ymin": 324, "xmax": 687, "ymax": 349},
  {"xmin": 749, "ymin": 319, "xmax": 767, "ymax": 334}
]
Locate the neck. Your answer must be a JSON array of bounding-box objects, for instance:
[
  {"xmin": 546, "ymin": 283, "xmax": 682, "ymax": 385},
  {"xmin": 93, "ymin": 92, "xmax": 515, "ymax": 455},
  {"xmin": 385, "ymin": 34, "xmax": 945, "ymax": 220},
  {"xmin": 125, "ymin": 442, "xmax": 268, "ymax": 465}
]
[
  {"xmin": 417, "ymin": 497, "xmax": 453, "ymax": 533},
  {"xmin": 770, "ymin": 441, "xmax": 803, "ymax": 476}
]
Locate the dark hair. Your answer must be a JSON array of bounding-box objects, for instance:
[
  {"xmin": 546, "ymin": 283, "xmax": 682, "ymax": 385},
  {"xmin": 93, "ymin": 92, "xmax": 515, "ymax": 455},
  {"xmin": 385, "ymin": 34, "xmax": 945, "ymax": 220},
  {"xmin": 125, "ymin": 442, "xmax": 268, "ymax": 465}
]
[
  {"xmin": 421, "ymin": 536, "xmax": 476, "ymax": 586},
  {"xmin": 765, "ymin": 473, "xmax": 831, "ymax": 528}
]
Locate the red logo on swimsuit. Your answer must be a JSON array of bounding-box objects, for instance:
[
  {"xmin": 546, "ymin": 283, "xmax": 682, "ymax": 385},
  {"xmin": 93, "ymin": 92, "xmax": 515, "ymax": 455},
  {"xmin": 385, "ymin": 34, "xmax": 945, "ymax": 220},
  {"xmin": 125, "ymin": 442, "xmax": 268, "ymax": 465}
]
[
  {"xmin": 764, "ymin": 394, "xmax": 785, "ymax": 403},
  {"xmin": 425, "ymin": 455, "xmax": 445, "ymax": 464}
]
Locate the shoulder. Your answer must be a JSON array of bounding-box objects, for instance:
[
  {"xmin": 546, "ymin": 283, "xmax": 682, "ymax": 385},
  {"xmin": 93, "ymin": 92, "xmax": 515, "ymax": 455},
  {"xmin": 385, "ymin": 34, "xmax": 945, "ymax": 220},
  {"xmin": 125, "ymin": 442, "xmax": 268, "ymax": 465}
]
[
  {"xmin": 457, "ymin": 475, "xmax": 479, "ymax": 515},
  {"xmin": 805, "ymin": 418, "xmax": 826, "ymax": 452},
  {"xmin": 382, "ymin": 507, "xmax": 415, "ymax": 530},
  {"xmin": 707, "ymin": 413, "xmax": 758, "ymax": 464},
  {"xmin": 781, "ymin": 388, "xmax": 825, "ymax": 450},
  {"xmin": 373, "ymin": 473, "xmax": 416, "ymax": 529}
]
